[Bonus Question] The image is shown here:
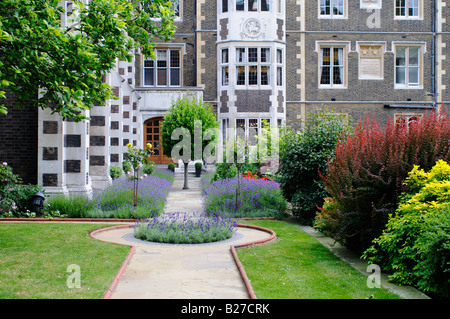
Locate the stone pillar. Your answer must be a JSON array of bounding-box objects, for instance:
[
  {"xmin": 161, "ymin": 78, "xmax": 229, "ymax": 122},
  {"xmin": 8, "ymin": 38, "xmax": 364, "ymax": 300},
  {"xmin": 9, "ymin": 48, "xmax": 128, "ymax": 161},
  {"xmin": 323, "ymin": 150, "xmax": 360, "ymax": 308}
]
[
  {"xmin": 89, "ymin": 74, "xmax": 112, "ymax": 191},
  {"xmin": 63, "ymin": 113, "xmax": 93, "ymax": 198},
  {"xmin": 38, "ymin": 108, "xmax": 68, "ymax": 197}
]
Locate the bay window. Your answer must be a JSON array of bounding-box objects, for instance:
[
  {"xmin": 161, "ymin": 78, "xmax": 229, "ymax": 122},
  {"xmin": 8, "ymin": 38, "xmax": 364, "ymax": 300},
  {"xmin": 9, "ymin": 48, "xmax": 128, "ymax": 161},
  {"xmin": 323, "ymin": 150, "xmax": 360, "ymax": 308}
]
[{"xmin": 236, "ymin": 47, "xmax": 271, "ymax": 86}]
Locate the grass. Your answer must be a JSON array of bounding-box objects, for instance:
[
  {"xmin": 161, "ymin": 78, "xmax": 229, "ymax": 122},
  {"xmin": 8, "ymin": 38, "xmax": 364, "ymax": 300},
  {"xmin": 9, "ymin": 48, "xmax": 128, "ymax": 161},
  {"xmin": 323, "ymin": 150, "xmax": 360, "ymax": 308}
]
[
  {"xmin": 0, "ymin": 223, "xmax": 130, "ymax": 299},
  {"xmin": 236, "ymin": 219, "xmax": 401, "ymax": 299},
  {"xmin": 0, "ymin": 219, "xmax": 402, "ymax": 299}
]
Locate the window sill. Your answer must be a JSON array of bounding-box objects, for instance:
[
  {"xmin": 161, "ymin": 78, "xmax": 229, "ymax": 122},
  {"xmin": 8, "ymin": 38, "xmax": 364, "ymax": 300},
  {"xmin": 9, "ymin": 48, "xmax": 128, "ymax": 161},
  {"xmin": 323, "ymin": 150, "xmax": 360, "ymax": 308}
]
[
  {"xmin": 394, "ymin": 17, "xmax": 423, "ymax": 21},
  {"xmin": 394, "ymin": 85, "xmax": 423, "ymax": 90},
  {"xmin": 318, "ymin": 16, "xmax": 348, "ymax": 20},
  {"xmin": 318, "ymin": 85, "xmax": 347, "ymax": 89}
]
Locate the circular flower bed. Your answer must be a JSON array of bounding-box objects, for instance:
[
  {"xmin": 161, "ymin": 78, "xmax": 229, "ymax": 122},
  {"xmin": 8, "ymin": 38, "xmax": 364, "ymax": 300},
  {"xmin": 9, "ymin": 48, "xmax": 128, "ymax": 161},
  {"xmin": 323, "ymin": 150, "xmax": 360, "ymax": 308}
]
[{"xmin": 134, "ymin": 212, "xmax": 237, "ymax": 244}]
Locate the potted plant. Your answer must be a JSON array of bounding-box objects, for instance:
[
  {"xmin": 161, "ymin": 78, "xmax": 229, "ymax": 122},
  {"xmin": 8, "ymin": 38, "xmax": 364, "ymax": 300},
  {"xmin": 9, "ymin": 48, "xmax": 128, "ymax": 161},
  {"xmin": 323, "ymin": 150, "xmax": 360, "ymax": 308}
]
[{"xmin": 195, "ymin": 162, "xmax": 202, "ymax": 177}]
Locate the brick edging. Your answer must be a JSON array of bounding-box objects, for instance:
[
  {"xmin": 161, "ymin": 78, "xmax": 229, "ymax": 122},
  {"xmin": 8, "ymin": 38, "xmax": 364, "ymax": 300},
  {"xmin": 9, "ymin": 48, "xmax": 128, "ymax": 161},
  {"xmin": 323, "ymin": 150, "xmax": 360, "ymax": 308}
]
[
  {"xmin": 88, "ymin": 224, "xmax": 136, "ymax": 299},
  {"xmin": 0, "ymin": 218, "xmax": 137, "ymax": 222},
  {"xmin": 231, "ymin": 224, "xmax": 277, "ymax": 299}
]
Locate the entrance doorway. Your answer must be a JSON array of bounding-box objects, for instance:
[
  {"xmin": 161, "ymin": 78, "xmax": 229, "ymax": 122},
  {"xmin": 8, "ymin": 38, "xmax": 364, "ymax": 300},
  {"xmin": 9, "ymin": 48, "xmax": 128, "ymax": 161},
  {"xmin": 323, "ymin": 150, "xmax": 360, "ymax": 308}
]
[{"xmin": 144, "ymin": 117, "xmax": 173, "ymax": 165}]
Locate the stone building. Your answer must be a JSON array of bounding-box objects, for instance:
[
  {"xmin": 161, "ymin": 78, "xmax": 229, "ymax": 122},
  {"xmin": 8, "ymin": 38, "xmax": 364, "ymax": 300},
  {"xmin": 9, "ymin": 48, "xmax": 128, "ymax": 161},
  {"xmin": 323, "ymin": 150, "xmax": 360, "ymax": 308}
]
[{"xmin": 0, "ymin": 0, "xmax": 449, "ymax": 197}]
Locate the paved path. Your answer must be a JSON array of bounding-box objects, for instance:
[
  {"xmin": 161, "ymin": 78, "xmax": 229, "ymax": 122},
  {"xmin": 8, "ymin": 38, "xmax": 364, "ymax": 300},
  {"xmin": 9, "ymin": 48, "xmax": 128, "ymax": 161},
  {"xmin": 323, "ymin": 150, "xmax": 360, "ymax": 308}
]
[{"xmin": 92, "ymin": 171, "xmax": 273, "ymax": 299}]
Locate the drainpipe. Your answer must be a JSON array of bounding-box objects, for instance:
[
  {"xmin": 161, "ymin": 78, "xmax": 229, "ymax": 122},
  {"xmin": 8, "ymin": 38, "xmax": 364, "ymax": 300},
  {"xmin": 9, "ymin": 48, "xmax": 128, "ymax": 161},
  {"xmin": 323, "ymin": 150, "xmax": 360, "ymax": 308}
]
[
  {"xmin": 194, "ymin": 0, "xmax": 198, "ymax": 87},
  {"xmin": 432, "ymin": 0, "xmax": 438, "ymax": 115}
]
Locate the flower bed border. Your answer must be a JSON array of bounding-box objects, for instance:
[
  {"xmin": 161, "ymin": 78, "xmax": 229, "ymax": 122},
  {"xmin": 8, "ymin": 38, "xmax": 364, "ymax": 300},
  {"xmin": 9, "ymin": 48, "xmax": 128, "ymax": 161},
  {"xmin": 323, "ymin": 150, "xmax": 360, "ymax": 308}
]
[{"xmin": 0, "ymin": 218, "xmax": 136, "ymax": 222}]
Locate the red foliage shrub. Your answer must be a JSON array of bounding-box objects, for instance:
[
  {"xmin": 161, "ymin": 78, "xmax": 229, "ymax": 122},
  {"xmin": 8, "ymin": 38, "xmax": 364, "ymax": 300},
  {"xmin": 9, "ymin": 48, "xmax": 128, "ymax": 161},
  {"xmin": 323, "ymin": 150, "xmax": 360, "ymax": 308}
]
[{"xmin": 317, "ymin": 111, "xmax": 450, "ymax": 253}]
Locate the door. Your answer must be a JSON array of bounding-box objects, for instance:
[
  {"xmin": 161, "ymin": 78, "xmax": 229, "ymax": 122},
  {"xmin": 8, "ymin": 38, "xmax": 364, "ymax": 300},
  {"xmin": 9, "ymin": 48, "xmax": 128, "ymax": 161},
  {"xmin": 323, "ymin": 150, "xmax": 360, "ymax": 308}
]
[{"xmin": 144, "ymin": 117, "xmax": 173, "ymax": 165}]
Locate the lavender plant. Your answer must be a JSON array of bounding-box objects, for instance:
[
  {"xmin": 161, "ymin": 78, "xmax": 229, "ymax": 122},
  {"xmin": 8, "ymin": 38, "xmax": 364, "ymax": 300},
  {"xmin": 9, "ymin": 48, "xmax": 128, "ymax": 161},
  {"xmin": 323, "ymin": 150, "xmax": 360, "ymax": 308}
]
[
  {"xmin": 85, "ymin": 168, "xmax": 174, "ymax": 219},
  {"xmin": 203, "ymin": 177, "xmax": 287, "ymax": 219},
  {"xmin": 134, "ymin": 212, "xmax": 237, "ymax": 244}
]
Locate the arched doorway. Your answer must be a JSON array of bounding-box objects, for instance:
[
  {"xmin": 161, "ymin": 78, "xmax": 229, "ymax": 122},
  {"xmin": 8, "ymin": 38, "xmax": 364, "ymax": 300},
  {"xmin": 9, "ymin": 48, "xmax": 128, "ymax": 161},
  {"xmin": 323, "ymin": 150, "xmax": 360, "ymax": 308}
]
[{"xmin": 144, "ymin": 117, "xmax": 173, "ymax": 165}]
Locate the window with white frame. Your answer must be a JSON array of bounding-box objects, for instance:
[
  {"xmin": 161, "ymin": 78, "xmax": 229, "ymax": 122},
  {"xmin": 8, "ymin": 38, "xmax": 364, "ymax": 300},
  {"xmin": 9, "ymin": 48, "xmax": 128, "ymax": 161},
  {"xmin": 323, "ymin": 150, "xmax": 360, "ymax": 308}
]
[
  {"xmin": 222, "ymin": 0, "xmax": 228, "ymax": 13},
  {"xmin": 395, "ymin": 113, "xmax": 422, "ymax": 129},
  {"xmin": 276, "ymin": 48, "xmax": 283, "ymax": 86},
  {"xmin": 395, "ymin": 0, "xmax": 420, "ymax": 18},
  {"xmin": 142, "ymin": 1, "xmax": 181, "ymax": 19},
  {"xmin": 143, "ymin": 49, "xmax": 181, "ymax": 87},
  {"xmin": 276, "ymin": 0, "xmax": 282, "ymax": 13},
  {"xmin": 172, "ymin": 1, "xmax": 180, "ymax": 17},
  {"xmin": 395, "ymin": 46, "xmax": 422, "ymax": 88},
  {"xmin": 236, "ymin": 119, "xmax": 246, "ymax": 140},
  {"xmin": 236, "ymin": 47, "xmax": 271, "ymax": 86},
  {"xmin": 320, "ymin": 0, "xmax": 346, "ymax": 18},
  {"xmin": 235, "ymin": 118, "xmax": 270, "ymax": 144},
  {"xmin": 236, "ymin": 0, "xmax": 270, "ymax": 12},
  {"xmin": 319, "ymin": 46, "xmax": 346, "ymax": 87},
  {"xmin": 221, "ymin": 48, "xmax": 229, "ymax": 86}
]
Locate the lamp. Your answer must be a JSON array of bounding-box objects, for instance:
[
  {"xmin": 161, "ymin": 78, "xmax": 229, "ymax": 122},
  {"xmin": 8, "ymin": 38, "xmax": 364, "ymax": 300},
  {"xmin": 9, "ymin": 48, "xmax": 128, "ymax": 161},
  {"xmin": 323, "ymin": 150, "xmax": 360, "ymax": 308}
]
[{"xmin": 31, "ymin": 192, "xmax": 45, "ymax": 209}]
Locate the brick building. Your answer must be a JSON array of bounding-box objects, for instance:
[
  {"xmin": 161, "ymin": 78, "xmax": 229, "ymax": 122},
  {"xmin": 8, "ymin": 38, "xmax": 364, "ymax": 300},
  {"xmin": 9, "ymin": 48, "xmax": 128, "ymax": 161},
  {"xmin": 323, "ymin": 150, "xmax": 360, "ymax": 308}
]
[{"xmin": 0, "ymin": 0, "xmax": 449, "ymax": 197}]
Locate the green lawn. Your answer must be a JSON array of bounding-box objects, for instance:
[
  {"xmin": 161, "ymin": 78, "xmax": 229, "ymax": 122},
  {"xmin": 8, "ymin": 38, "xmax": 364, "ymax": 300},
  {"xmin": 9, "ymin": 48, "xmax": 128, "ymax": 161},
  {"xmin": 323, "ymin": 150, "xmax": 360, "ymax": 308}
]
[
  {"xmin": 237, "ymin": 219, "xmax": 401, "ymax": 299},
  {"xmin": 0, "ymin": 220, "xmax": 402, "ymax": 299},
  {"xmin": 0, "ymin": 223, "xmax": 130, "ymax": 299}
]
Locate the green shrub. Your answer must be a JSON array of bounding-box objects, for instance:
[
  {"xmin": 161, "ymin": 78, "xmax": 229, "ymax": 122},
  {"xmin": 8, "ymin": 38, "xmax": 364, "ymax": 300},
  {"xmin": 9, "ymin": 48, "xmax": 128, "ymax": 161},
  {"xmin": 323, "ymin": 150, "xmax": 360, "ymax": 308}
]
[
  {"xmin": 278, "ymin": 111, "xmax": 351, "ymax": 225},
  {"xmin": 153, "ymin": 167, "xmax": 175, "ymax": 184},
  {"xmin": 142, "ymin": 162, "xmax": 155, "ymax": 175},
  {"xmin": 122, "ymin": 161, "xmax": 132, "ymax": 174},
  {"xmin": 45, "ymin": 195, "xmax": 94, "ymax": 218},
  {"xmin": 167, "ymin": 163, "xmax": 175, "ymax": 172},
  {"xmin": 110, "ymin": 166, "xmax": 123, "ymax": 179},
  {"xmin": 363, "ymin": 160, "xmax": 450, "ymax": 298},
  {"xmin": 195, "ymin": 162, "xmax": 202, "ymax": 170},
  {"xmin": 213, "ymin": 162, "xmax": 258, "ymax": 182},
  {"xmin": 213, "ymin": 162, "xmax": 237, "ymax": 181},
  {"xmin": 0, "ymin": 162, "xmax": 45, "ymax": 217}
]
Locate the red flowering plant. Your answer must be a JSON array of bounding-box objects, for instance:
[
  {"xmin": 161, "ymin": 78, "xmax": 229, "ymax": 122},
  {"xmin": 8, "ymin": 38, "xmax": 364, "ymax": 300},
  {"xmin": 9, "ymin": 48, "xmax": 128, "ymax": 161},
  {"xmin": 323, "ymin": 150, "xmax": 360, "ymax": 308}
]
[{"xmin": 243, "ymin": 171, "xmax": 270, "ymax": 181}]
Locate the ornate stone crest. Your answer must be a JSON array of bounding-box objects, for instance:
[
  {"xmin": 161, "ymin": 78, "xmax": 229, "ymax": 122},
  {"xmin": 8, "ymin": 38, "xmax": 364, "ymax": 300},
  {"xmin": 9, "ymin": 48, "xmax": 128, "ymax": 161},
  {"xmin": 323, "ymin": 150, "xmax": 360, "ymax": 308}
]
[{"xmin": 241, "ymin": 18, "xmax": 264, "ymax": 39}]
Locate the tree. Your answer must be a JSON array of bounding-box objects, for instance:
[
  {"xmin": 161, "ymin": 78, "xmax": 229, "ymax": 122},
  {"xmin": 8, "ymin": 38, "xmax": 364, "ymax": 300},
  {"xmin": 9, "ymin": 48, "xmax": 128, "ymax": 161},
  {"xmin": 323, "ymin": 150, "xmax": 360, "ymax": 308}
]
[
  {"xmin": 161, "ymin": 96, "xmax": 219, "ymax": 189},
  {"xmin": 278, "ymin": 111, "xmax": 352, "ymax": 225},
  {"xmin": 0, "ymin": 0, "xmax": 177, "ymax": 121},
  {"xmin": 124, "ymin": 143, "xmax": 153, "ymax": 207}
]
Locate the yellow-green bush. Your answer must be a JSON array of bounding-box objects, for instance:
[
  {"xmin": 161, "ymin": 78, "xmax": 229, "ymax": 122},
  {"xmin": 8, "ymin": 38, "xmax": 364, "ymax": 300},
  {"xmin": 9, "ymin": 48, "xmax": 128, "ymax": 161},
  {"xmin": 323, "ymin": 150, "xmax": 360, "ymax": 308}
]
[{"xmin": 363, "ymin": 160, "xmax": 450, "ymax": 298}]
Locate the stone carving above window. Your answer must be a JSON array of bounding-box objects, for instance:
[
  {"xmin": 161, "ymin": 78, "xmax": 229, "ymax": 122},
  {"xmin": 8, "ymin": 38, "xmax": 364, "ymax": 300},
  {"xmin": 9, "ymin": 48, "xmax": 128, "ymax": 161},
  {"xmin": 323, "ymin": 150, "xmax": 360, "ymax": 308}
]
[{"xmin": 241, "ymin": 18, "xmax": 265, "ymax": 40}]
